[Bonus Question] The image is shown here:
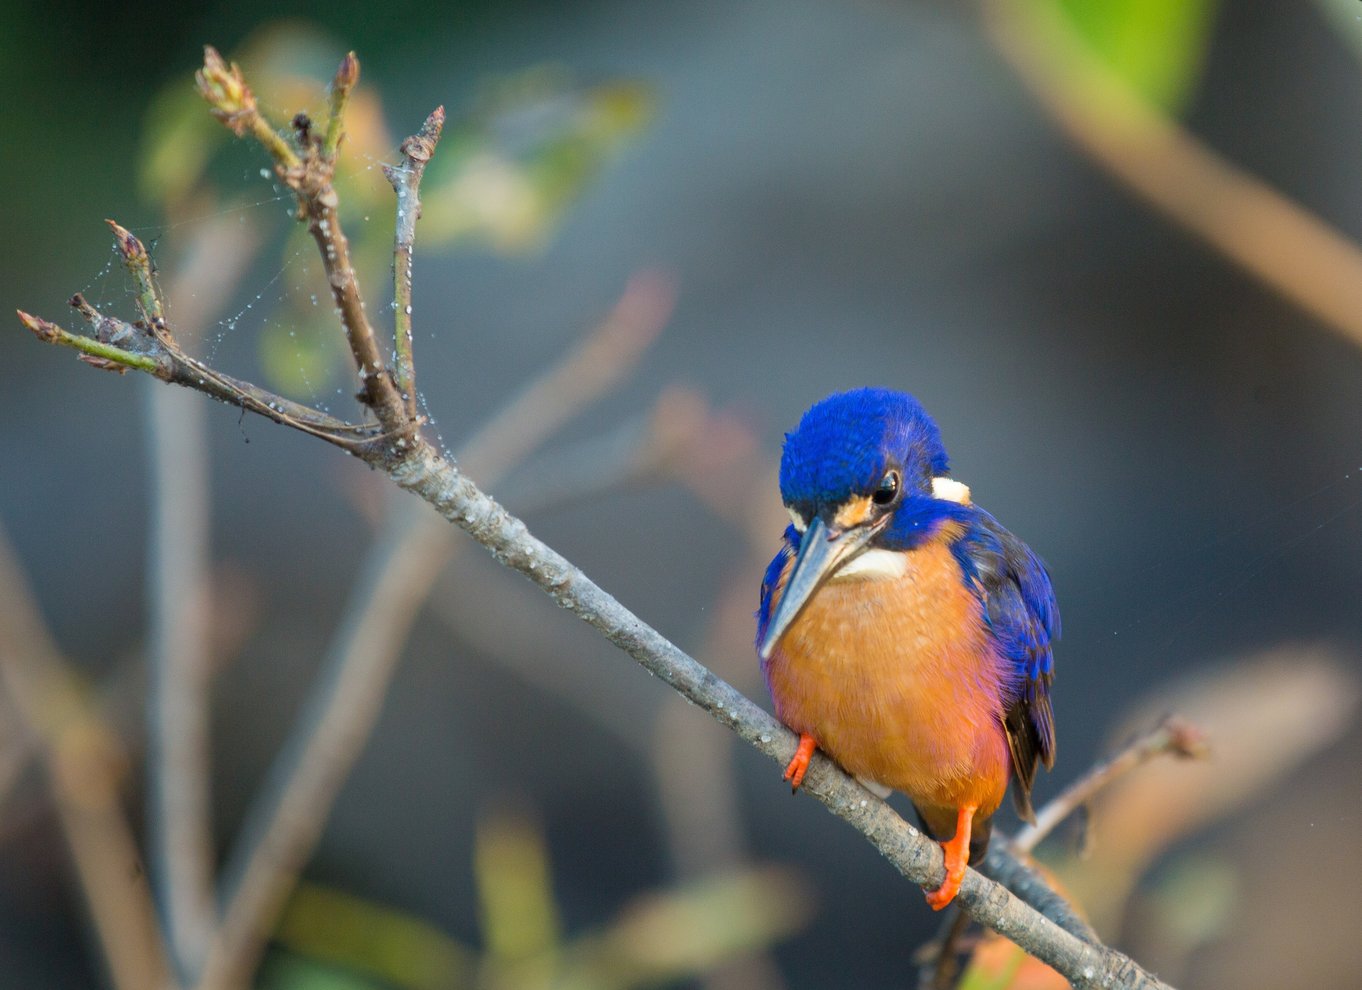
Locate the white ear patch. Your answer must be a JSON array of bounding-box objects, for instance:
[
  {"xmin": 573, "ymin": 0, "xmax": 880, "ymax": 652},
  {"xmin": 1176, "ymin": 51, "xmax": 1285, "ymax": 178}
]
[
  {"xmin": 787, "ymin": 507, "xmax": 808, "ymax": 532},
  {"xmin": 932, "ymin": 476, "xmax": 971, "ymax": 505}
]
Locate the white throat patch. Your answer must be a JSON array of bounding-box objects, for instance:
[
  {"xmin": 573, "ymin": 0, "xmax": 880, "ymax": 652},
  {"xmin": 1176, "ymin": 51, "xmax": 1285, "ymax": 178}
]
[{"xmin": 831, "ymin": 548, "xmax": 908, "ymax": 581}]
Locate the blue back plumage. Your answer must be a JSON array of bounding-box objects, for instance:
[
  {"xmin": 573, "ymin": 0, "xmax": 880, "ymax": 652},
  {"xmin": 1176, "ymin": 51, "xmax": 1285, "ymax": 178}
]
[{"xmin": 952, "ymin": 510, "xmax": 1058, "ymax": 775}]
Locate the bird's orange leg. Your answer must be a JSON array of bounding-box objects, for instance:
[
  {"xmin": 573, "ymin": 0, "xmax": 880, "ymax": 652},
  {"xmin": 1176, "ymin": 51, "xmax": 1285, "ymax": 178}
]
[
  {"xmin": 924, "ymin": 803, "xmax": 977, "ymax": 911},
  {"xmin": 783, "ymin": 733, "xmax": 818, "ymax": 790}
]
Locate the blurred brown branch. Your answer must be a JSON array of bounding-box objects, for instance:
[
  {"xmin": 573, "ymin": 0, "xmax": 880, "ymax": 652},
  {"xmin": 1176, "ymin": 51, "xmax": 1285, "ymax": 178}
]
[
  {"xmin": 983, "ymin": 0, "xmax": 1362, "ymax": 352},
  {"xmin": 14, "ymin": 45, "xmax": 1176, "ymax": 990},
  {"xmin": 0, "ymin": 524, "xmax": 171, "ymax": 990},
  {"xmin": 148, "ymin": 205, "xmax": 263, "ymax": 981}
]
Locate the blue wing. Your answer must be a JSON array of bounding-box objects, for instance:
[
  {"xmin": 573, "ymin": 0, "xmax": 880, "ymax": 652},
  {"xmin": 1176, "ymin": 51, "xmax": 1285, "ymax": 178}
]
[
  {"xmin": 756, "ymin": 525, "xmax": 799, "ymax": 658},
  {"xmin": 952, "ymin": 509, "xmax": 1058, "ymax": 820}
]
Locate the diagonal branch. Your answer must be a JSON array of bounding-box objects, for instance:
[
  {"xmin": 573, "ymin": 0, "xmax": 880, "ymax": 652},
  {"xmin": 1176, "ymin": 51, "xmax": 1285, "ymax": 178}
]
[{"xmin": 384, "ymin": 440, "xmax": 1173, "ymax": 990}]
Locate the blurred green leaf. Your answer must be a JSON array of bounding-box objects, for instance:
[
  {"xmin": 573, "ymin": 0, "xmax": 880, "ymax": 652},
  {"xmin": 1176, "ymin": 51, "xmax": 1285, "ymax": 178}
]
[
  {"xmin": 1141, "ymin": 854, "xmax": 1239, "ymax": 956},
  {"xmin": 420, "ymin": 69, "xmax": 654, "ymax": 252},
  {"xmin": 274, "ymin": 882, "xmax": 475, "ymax": 990},
  {"xmin": 548, "ymin": 865, "xmax": 812, "ymax": 990},
  {"xmin": 258, "ymin": 312, "xmax": 347, "ymax": 396},
  {"xmin": 271, "ymin": 801, "xmax": 810, "ymax": 990},
  {"xmin": 475, "ymin": 805, "xmax": 562, "ymax": 965},
  {"xmin": 1055, "ymin": 0, "xmax": 1220, "ymax": 113},
  {"xmin": 1312, "ymin": 0, "xmax": 1362, "ymax": 67},
  {"xmin": 138, "ymin": 22, "xmax": 395, "ymax": 215},
  {"xmin": 958, "ymin": 946, "xmax": 1026, "ymax": 990},
  {"xmin": 139, "ymin": 86, "xmax": 229, "ymax": 208},
  {"xmin": 259, "ymin": 950, "xmax": 388, "ymax": 990}
]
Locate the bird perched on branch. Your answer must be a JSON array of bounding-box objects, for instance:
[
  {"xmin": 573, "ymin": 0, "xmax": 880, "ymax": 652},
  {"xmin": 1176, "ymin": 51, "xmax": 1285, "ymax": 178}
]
[{"xmin": 757, "ymin": 388, "xmax": 1058, "ymax": 910}]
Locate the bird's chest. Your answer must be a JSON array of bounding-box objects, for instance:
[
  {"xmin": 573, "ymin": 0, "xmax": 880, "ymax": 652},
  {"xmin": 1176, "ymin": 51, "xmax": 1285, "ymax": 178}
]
[{"xmin": 761, "ymin": 540, "xmax": 1011, "ymax": 810}]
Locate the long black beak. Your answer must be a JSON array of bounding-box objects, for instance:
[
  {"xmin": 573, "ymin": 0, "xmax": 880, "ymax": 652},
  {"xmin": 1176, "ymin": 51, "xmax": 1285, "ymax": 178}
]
[{"xmin": 757, "ymin": 515, "xmax": 877, "ymax": 660}]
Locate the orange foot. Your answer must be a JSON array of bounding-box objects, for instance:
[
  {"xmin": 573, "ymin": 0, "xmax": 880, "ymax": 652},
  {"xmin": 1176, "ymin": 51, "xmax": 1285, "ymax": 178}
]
[
  {"xmin": 782, "ymin": 733, "xmax": 817, "ymax": 791},
  {"xmin": 924, "ymin": 803, "xmax": 977, "ymax": 911}
]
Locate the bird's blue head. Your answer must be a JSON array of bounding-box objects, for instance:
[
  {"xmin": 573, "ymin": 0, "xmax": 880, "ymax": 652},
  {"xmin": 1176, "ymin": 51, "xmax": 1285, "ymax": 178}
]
[
  {"xmin": 779, "ymin": 387, "xmax": 961, "ymax": 545},
  {"xmin": 760, "ymin": 388, "xmax": 972, "ymax": 658}
]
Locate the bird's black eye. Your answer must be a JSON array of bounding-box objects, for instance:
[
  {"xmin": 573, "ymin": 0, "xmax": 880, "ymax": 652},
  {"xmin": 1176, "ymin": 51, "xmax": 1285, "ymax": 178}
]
[{"xmin": 872, "ymin": 469, "xmax": 901, "ymax": 506}]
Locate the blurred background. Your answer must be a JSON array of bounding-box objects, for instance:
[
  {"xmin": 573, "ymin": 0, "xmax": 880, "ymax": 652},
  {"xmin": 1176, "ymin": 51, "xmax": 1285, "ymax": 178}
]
[{"xmin": 3, "ymin": 1, "xmax": 1362, "ymax": 988}]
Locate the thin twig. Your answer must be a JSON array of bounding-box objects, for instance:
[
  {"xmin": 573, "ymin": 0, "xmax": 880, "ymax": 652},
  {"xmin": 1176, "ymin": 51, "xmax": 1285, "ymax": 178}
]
[
  {"xmin": 982, "ymin": 0, "xmax": 1362, "ymax": 352},
  {"xmin": 21, "ymin": 296, "xmax": 375, "ymax": 448},
  {"xmin": 384, "ymin": 104, "xmax": 445, "ymax": 418},
  {"xmin": 0, "ymin": 525, "xmax": 172, "ymax": 990},
  {"xmin": 323, "ymin": 52, "xmax": 358, "ymax": 161},
  {"xmin": 429, "ymin": 559, "xmax": 648, "ymax": 754},
  {"xmin": 1013, "ymin": 716, "xmax": 1208, "ymax": 856},
  {"xmin": 109, "ymin": 219, "xmax": 167, "ymax": 330},
  {"xmin": 197, "ymin": 46, "xmax": 412, "ymax": 442}
]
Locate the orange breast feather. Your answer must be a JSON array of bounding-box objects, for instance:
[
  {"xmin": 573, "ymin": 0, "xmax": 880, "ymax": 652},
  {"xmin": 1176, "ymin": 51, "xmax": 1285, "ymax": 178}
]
[{"xmin": 763, "ymin": 531, "xmax": 1012, "ymax": 819}]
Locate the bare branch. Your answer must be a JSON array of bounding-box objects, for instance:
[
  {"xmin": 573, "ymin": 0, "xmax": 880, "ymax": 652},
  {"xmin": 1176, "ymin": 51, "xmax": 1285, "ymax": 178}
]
[
  {"xmin": 18, "ymin": 308, "xmax": 162, "ymax": 375},
  {"xmin": 323, "ymin": 52, "xmax": 359, "ymax": 160},
  {"xmin": 384, "ymin": 104, "xmax": 446, "ymax": 418},
  {"xmin": 1014, "ymin": 716, "xmax": 1209, "ymax": 856},
  {"xmin": 146, "ymin": 374, "xmax": 217, "ymax": 983},
  {"xmin": 197, "ymin": 46, "xmax": 412, "ymax": 440},
  {"xmin": 456, "ymin": 270, "xmax": 675, "ymax": 483},
  {"xmin": 195, "ymin": 500, "xmax": 450, "ymax": 990},
  {"xmin": 25, "ymin": 292, "xmax": 376, "ymax": 447},
  {"xmin": 109, "ymin": 219, "xmax": 167, "ymax": 329}
]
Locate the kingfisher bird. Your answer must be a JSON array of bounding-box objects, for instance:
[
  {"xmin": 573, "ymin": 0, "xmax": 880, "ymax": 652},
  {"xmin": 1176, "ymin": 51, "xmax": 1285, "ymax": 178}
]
[{"xmin": 756, "ymin": 388, "xmax": 1057, "ymax": 910}]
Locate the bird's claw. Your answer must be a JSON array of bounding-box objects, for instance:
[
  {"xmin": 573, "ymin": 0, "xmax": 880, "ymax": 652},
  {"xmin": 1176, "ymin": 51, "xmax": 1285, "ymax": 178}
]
[
  {"xmin": 924, "ymin": 858, "xmax": 965, "ymax": 911},
  {"xmin": 783, "ymin": 733, "xmax": 817, "ymax": 791},
  {"xmin": 923, "ymin": 803, "xmax": 977, "ymax": 911}
]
